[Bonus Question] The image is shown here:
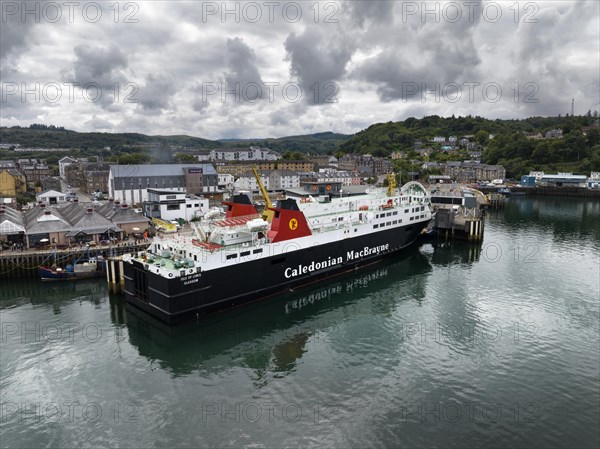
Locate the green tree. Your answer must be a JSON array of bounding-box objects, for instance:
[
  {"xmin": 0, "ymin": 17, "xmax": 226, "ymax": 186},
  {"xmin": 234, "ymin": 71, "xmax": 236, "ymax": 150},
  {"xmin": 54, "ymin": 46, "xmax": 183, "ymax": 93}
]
[{"xmin": 475, "ymin": 130, "xmax": 489, "ymax": 145}]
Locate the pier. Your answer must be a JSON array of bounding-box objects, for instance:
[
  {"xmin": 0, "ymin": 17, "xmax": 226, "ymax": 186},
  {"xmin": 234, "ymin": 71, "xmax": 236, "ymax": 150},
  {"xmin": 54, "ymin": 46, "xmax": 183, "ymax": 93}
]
[
  {"xmin": 429, "ymin": 184, "xmax": 486, "ymax": 241},
  {"xmin": 487, "ymin": 193, "xmax": 505, "ymax": 208},
  {"xmin": 0, "ymin": 243, "xmax": 148, "ymax": 279},
  {"xmin": 106, "ymin": 256, "xmax": 125, "ymax": 294}
]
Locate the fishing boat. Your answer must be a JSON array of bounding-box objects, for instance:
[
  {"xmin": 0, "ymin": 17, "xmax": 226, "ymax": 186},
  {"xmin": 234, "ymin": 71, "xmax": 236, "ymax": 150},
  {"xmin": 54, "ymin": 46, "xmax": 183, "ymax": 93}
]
[{"xmin": 39, "ymin": 254, "xmax": 106, "ymax": 281}]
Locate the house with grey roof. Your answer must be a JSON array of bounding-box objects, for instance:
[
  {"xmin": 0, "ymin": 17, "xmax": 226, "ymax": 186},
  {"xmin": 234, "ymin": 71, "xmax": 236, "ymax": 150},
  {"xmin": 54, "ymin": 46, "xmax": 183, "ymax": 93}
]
[
  {"xmin": 36, "ymin": 190, "xmax": 67, "ymax": 205},
  {"xmin": 108, "ymin": 164, "xmax": 218, "ymax": 204},
  {"xmin": 0, "ymin": 205, "xmax": 25, "ymax": 245},
  {"xmin": 1, "ymin": 200, "xmax": 150, "ymax": 248}
]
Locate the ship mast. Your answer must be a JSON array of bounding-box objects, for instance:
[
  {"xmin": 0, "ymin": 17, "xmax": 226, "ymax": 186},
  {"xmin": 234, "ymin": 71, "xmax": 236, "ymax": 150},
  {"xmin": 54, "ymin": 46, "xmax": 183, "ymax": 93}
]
[{"xmin": 252, "ymin": 166, "xmax": 274, "ymax": 222}]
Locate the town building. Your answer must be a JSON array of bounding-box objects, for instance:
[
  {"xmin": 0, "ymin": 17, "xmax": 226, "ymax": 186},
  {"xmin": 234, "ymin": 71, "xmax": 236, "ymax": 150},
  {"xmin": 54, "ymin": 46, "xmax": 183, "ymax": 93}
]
[
  {"xmin": 216, "ymin": 160, "xmax": 316, "ymax": 178},
  {"xmin": 0, "ymin": 201, "xmax": 149, "ymax": 248},
  {"xmin": 538, "ymin": 173, "xmax": 587, "ymax": 188},
  {"xmin": 108, "ymin": 164, "xmax": 218, "ymax": 204},
  {"xmin": 58, "ymin": 156, "xmax": 78, "ymax": 178},
  {"xmin": 196, "ymin": 146, "xmax": 280, "ymax": 162},
  {"xmin": 234, "ymin": 171, "xmax": 270, "ymax": 192},
  {"xmin": 529, "ymin": 171, "xmax": 545, "ymax": 181},
  {"xmin": 309, "ymin": 155, "xmax": 338, "ymax": 169},
  {"xmin": 144, "ymin": 189, "xmax": 210, "ymax": 221},
  {"xmin": 587, "ymin": 172, "xmax": 600, "ymax": 188},
  {"xmin": 316, "ymin": 169, "xmax": 361, "ymax": 186},
  {"xmin": 36, "ymin": 190, "xmax": 67, "ymax": 205},
  {"xmin": 443, "ymin": 162, "xmax": 506, "ymax": 182},
  {"xmin": 545, "ymin": 129, "xmax": 563, "ymax": 139},
  {"xmin": 217, "ymin": 173, "xmax": 235, "ymax": 190},
  {"xmin": 40, "ymin": 176, "xmax": 61, "ymax": 192},
  {"xmin": 17, "ymin": 159, "xmax": 51, "ymax": 188},
  {"xmin": 233, "ymin": 169, "xmax": 300, "ymax": 192},
  {"xmin": 337, "ymin": 154, "xmax": 393, "ymax": 176},
  {"xmin": 0, "ymin": 168, "xmax": 26, "ymax": 198}
]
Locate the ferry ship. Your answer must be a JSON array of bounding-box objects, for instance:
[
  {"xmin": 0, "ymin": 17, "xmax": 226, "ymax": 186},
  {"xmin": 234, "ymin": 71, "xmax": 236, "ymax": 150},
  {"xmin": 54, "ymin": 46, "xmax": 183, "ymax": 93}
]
[{"xmin": 123, "ymin": 176, "xmax": 432, "ymax": 324}]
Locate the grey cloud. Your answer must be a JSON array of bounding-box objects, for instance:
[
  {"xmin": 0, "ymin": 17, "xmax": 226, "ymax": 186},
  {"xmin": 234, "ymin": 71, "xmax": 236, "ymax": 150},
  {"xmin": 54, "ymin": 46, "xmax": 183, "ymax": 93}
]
[
  {"xmin": 70, "ymin": 44, "xmax": 127, "ymax": 83},
  {"xmin": 224, "ymin": 37, "xmax": 264, "ymax": 101},
  {"xmin": 136, "ymin": 74, "xmax": 177, "ymax": 112},
  {"xmin": 62, "ymin": 44, "xmax": 128, "ymax": 110},
  {"xmin": 284, "ymin": 26, "xmax": 354, "ymax": 104},
  {"xmin": 344, "ymin": 0, "xmax": 394, "ymax": 28},
  {"xmin": 0, "ymin": 1, "xmax": 38, "ymax": 61},
  {"xmin": 84, "ymin": 115, "xmax": 114, "ymax": 130}
]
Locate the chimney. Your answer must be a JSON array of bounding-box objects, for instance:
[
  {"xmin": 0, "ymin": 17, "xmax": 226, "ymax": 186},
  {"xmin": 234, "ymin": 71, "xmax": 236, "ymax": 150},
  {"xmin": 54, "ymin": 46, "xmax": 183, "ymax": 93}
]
[
  {"xmin": 115, "ymin": 200, "xmax": 120, "ymax": 205},
  {"xmin": 40, "ymin": 203, "xmax": 46, "ymax": 208},
  {"xmin": 86, "ymin": 208, "xmax": 93, "ymax": 214},
  {"xmin": 121, "ymin": 203, "xmax": 128, "ymax": 209},
  {"xmin": 44, "ymin": 210, "xmax": 51, "ymax": 215},
  {"xmin": 109, "ymin": 198, "xmax": 114, "ymax": 203},
  {"xmin": 73, "ymin": 198, "xmax": 79, "ymax": 203}
]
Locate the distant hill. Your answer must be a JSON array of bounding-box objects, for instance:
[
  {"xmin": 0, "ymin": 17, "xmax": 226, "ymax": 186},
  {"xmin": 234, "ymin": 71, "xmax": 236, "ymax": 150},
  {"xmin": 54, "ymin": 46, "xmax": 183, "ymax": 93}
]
[
  {"xmin": 0, "ymin": 126, "xmax": 221, "ymax": 150},
  {"xmin": 218, "ymin": 132, "xmax": 352, "ymax": 154}
]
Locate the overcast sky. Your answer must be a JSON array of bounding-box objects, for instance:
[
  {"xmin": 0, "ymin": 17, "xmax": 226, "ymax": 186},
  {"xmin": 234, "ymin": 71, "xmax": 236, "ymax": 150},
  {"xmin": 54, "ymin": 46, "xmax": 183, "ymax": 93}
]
[{"xmin": 1, "ymin": 1, "xmax": 599, "ymax": 139}]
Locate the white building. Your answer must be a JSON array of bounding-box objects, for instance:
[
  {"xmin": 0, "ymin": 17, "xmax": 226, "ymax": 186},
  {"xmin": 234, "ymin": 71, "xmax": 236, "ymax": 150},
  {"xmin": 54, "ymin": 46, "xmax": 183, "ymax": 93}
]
[
  {"xmin": 218, "ymin": 173, "xmax": 235, "ymax": 189},
  {"xmin": 233, "ymin": 169, "xmax": 300, "ymax": 192},
  {"xmin": 58, "ymin": 156, "xmax": 78, "ymax": 179},
  {"xmin": 269, "ymin": 170, "xmax": 300, "ymax": 190},
  {"xmin": 235, "ymin": 172, "xmax": 270, "ymax": 192},
  {"xmin": 197, "ymin": 146, "xmax": 280, "ymax": 162},
  {"xmin": 529, "ymin": 171, "xmax": 545, "ymax": 181},
  {"xmin": 316, "ymin": 169, "xmax": 360, "ymax": 186},
  {"xmin": 433, "ymin": 136, "xmax": 446, "ymax": 143},
  {"xmin": 36, "ymin": 190, "xmax": 67, "ymax": 205},
  {"xmin": 144, "ymin": 189, "xmax": 210, "ymax": 221}
]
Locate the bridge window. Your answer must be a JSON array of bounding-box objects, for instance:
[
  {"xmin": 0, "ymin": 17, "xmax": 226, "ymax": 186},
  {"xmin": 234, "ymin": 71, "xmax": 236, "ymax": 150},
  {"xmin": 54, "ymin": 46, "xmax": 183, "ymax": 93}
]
[
  {"xmin": 226, "ymin": 254, "xmax": 237, "ymax": 260},
  {"xmin": 253, "ymin": 249, "xmax": 263, "ymax": 254}
]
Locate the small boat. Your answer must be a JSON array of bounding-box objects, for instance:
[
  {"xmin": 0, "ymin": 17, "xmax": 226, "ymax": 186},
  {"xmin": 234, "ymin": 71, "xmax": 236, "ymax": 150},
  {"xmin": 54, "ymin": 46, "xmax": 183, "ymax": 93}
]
[{"xmin": 39, "ymin": 255, "xmax": 106, "ymax": 281}]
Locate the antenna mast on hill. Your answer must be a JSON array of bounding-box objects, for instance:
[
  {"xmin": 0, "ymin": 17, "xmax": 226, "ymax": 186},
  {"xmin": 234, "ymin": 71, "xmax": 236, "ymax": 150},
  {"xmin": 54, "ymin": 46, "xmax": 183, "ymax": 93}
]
[{"xmin": 571, "ymin": 98, "xmax": 575, "ymax": 116}]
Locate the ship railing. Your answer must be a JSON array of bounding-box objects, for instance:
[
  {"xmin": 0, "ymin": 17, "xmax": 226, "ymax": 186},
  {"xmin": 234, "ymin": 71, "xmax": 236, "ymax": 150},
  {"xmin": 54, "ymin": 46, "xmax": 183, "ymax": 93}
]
[{"xmin": 207, "ymin": 214, "xmax": 261, "ymax": 231}]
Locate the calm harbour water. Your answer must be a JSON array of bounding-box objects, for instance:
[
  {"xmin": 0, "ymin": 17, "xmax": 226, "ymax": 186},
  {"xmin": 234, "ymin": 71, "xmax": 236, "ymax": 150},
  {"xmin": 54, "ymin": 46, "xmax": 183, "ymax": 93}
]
[{"xmin": 1, "ymin": 196, "xmax": 599, "ymax": 448}]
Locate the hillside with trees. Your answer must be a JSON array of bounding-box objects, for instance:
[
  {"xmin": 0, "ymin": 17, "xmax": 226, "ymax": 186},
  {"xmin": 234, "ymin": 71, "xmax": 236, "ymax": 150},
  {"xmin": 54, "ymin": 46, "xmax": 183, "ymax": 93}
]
[
  {"xmin": 0, "ymin": 125, "xmax": 221, "ymax": 151},
  {"xmin": 219, "ymin": 132, "xmax": 351, "ymax": 154},
  {"xmin": 338, "ymin": 114, "xmax": 600, "ymax": 178}
]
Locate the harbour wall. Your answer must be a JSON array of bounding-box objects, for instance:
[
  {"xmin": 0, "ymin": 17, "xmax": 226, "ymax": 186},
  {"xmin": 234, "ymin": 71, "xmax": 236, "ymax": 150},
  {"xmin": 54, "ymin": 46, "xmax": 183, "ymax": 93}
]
[{"xmin": 0, "ymin": 243, "xmax": 148, "ymax": 279}]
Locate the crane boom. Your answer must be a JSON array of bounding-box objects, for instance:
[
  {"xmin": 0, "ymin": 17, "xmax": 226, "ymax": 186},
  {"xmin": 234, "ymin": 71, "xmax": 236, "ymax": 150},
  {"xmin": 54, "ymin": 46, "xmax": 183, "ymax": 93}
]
[{"xmin": 252, "ymin": 167, "xmax": 274, "ymax": 222}]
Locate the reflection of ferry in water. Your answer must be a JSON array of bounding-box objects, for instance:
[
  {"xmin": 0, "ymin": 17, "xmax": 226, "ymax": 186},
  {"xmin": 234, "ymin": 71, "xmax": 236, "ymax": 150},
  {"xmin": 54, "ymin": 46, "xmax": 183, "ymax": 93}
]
[
  {"xmin": 123, "ymin": 173, "xmax": 432, "ymax": 324},
  {"xmin": 120, "ymin": 248, "xmax": 431, "ymax": 376}
]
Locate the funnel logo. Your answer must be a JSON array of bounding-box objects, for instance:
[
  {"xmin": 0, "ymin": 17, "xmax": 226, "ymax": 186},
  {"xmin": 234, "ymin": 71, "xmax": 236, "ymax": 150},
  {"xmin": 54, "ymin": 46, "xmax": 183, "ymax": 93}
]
[{"xmin": 289, "ymin": 218, "xmax": 298, "ymax": 231}]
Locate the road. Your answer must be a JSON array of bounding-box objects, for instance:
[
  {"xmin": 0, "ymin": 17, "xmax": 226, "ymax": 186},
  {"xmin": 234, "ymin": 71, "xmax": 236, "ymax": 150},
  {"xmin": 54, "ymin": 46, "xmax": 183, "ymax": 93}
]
[{"xmin": 59, "ymin": 178, "xmax": 93, "ymax": 202}]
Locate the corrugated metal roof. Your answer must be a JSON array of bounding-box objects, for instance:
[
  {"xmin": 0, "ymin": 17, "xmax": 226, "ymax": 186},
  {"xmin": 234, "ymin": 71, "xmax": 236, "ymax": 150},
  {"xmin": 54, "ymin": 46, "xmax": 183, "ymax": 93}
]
[{"xmin": 110, "ymin": 164, "xmax": 217, "ymax": 178}]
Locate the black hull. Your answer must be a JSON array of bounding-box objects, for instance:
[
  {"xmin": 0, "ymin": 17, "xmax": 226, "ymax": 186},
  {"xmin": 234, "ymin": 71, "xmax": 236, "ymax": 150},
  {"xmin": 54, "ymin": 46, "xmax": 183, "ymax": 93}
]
[{"xmin": 124, "ymin": 223, "xmax": 425, "ymax": 324}]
